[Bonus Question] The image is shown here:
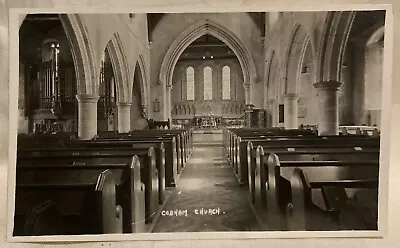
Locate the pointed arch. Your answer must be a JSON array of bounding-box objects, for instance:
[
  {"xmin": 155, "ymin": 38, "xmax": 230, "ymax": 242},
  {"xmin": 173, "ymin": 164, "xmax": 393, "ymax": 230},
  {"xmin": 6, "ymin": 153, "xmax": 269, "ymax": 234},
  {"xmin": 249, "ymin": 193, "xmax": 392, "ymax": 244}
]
[
  {"xmin": 59, "ymin": 14, "xmax": 97, "ymax": 96},
  {"xmin": 159, "ymin": 19, "xmax": 257, "ymax": 91},
  {"xmin": 283, "ymin": 24, "xmax": 310, "ymax": 94},
  {"xmin": 132, "ymin": 54, "xmax": 149, "ymax": 116},
  {"xmin": 106, "ymin": 33, "xmax": 130, "ymax": 103},
  {"xmin": 317, "ymin": 11, "xmax": 356, "ymax": 82}
]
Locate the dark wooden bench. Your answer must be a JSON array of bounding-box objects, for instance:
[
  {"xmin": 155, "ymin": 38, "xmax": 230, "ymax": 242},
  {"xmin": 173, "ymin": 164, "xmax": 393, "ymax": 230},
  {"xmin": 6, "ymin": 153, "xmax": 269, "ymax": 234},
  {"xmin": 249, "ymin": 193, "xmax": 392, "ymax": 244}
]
[
  {"xmin": 16, "ymin": 156, "xmax": 146, "ymax": 233},
  {"xmin": 14, "ymin": 169, "xmax": 122, "ymax": 236},
  {"xmin": 129, "ymin": 130, "xmax": 190, "ymax": 168},
  {"xmin": 17, "ymin": 132, "xmax": 77, "ymax": 150},
  {"xmin": 231, "ymin": 133, "xmax": 318, "ymax": 183},
  {"xmin": 244, "ymin": 136, "xmax": 379, "ymax": 186},
  {"xmin": 49, "ymin": 141, "xmax": 166, "ymax": 204},
  {"xmin": 95, "ymin": 133, "xmax": 184, "ymax": 176},
  {"xmin": 18, "ymin": 148, "xmax": 159, "ymax": 226},
  {"xmin": 97, "ymin": 128, "xmax": 193, "ymax": 168},
  {"xmin": 225, "ymin": 129, "xmax": 317, "ymax": 166},
  {"xmin": 263, "ymin": 152, "xmax": 379, "ymax": 231},
  {"xmin": 89, "ymin": 137, "xmax": 178, "ymax": 187}
]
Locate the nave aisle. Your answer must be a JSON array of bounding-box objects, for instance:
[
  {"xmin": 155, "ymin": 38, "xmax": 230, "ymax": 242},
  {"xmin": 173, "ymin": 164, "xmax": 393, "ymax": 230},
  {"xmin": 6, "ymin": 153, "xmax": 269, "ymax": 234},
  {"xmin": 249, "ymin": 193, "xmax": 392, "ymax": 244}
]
[{"xmin": 153, "ymin": 142, "xmax": 262, "ymax": 232}]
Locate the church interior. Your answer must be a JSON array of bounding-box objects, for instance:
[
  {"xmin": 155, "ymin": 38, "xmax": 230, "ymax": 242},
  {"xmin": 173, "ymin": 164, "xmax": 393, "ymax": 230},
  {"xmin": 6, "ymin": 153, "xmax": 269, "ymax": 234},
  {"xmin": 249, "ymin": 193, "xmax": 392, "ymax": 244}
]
[{"xmin": 13, "ymin": 10, "xmax": 385, "ymax": 235}]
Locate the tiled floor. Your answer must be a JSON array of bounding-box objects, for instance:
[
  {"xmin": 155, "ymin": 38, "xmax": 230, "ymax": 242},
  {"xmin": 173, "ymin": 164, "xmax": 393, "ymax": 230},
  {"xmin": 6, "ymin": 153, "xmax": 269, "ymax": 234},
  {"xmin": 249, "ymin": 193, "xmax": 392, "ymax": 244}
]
[{"xmin": 152, "ymin": 141, "xmax": 262, "ymax": 232}]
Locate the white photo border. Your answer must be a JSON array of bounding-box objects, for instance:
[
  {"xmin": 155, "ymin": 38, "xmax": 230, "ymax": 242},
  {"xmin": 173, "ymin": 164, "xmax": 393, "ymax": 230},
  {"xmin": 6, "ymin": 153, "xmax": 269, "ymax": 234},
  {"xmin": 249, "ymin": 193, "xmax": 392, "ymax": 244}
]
[{"xmin": 7, "ymin": 3, "xmax": 393, "ymax": 243}]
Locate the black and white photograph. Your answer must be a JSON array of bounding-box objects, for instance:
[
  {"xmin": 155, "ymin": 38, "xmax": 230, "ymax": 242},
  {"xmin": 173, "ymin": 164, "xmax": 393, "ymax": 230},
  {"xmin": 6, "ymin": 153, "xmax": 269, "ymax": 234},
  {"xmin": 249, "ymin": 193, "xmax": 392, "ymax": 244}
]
[{"xmin": 6, "ymin": 6, "xmax": 392, "ymax": 242}]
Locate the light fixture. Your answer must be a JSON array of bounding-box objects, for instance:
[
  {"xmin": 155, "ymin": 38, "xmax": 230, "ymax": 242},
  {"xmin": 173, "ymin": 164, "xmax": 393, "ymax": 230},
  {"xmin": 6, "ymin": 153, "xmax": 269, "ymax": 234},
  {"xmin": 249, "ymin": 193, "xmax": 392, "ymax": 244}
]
[
  {"xmin": 202, "ymin": 56, "xmax": 206, "ymax": 59},
  {"xmin": 211, "ymin": 55, "xmax": 214, "ymax": 59}
]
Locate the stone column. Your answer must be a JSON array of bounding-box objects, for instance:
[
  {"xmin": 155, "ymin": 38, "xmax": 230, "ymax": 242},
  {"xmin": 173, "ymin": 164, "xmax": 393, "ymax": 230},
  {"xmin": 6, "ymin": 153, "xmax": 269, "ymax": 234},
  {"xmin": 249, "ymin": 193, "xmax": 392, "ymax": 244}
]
[
  {"xmin": 76, "ymin": 94, "xmax": 99, "ymax": 140},
  {"xmin": 284, "ymin": 93, "xmax": 298, "ymax": 129},
  {"xmin": 117, "ymin": 102, "xmax": 131, "ymax": 133},
  {"xmin": 141, "ymin": 104, "xmax": 148, "ymax": 119},
  {"xmin": 313, "ymin": 81, "xmax": 343, "ymax": 135},
  {"xmin": 244, "ymin": 83, "xmax": 251, "ymax": 105},
  {"xmin": 166, "ymin": 85, "xmax": 173, "ymax": 126}
]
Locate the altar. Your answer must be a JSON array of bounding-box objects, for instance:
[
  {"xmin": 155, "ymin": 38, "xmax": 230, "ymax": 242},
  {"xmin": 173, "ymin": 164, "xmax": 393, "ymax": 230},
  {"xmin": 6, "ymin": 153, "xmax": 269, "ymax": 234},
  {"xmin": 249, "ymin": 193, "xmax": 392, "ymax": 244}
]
[{"xmin": 195, "ymin": 115, "xmax": 221, "ymax": 129}]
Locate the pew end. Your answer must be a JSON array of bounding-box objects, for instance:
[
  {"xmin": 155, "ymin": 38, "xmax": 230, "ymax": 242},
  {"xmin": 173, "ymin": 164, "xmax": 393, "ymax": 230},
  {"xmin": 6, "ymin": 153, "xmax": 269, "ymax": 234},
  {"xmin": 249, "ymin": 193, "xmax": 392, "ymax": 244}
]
[
  {"xmin": 246, "ymin": 141, "xmax": 255, "ymax": 203},
  {"xmin": 254, "ymin": 145, "xmax": 267, "ymax": 210},
  {"xmin": 129, "ymin": 155, "xmax": 147, "ymax": 233}
]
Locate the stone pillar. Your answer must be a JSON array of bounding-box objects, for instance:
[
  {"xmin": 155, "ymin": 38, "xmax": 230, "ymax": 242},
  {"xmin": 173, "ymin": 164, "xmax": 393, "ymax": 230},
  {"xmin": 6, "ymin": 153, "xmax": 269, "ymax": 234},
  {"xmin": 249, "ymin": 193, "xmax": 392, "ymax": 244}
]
[
  {"xmin": 76, "ymin": 94, "xmax": 99, "ymax": 140},
  {"xmin": 166, "ymin": 85, "xmax": 173, "ymax": 126},
  {"xmin": 141, "ymin": 104, "xmax": 148, "ymax": 119},
  {"xmin": 244, "ymin": 83, "xmax": 251, "ymax": 105},
  {"xmin": 117, "ymin": 102, "xmax": 131, "ymax": 133},
  {"xmin": 284, "ymin": 93, "xmax": 298, "ymax": 129},
  {"xmin": 313, "ymin": 81, "xmax": 343, "ymax": 135}
]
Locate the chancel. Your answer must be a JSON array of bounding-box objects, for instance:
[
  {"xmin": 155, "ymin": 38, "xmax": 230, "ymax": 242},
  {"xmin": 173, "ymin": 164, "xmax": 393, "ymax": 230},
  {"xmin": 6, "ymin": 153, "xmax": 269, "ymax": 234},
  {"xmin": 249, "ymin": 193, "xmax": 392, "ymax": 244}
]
[{"xmin": 13, "ymin": 10, "xmax": 385, "ymax": 236}]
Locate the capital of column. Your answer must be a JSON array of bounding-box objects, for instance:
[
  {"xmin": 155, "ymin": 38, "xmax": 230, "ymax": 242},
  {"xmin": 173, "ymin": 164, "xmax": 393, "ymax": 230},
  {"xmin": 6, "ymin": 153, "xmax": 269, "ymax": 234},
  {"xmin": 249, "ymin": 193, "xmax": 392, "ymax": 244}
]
[
  {"xmin": 76, "ymin": 94, "xmax": 99, "ymax": 103},
  {"xmin": 243, "ymin": 83, "xmax": 250, "ymax": 89},
  {"xmin": 284, "ymin": 93, "xmax": 298, "ymax": 100},
  {"xmin": 166, "ymin": 84, "xmax": 173, "ymax": 91},
  {"xmin": 313, "ymin": 81, "xmax": 343, "ymax": 91},
  {"xmin": 117, "ymin": 101, "xmax": 132, "ymax": 107}
]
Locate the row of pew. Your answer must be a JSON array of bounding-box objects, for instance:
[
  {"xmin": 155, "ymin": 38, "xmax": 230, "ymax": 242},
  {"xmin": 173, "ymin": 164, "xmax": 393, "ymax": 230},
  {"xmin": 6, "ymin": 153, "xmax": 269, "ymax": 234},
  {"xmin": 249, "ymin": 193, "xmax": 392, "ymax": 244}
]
[
  {"xmin": 14, "ymin": 128, "xmax": 194, "ymax": 236},
  {"xmin": 222, "ymin": 127, "xmax": 380, "ymax": 231}
]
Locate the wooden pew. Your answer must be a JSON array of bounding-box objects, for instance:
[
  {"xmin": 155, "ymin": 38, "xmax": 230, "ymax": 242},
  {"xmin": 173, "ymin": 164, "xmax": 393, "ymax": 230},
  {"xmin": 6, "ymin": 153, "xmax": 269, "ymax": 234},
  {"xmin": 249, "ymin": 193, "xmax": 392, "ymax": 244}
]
[
  {"xmin": 253, "ymin": 145, "xmax": 379, "ymax": 207},
  {"xmin": 129, "ymin": 129, "xmax": 193, "ymax": 166},
  {"xmin": 17, "ymin": 148, "xmax": 159, "ymax": 227},
  {"xmin": 226, "ymin": 128, "xmax": 317, "ymax": 166},
  {"xmin": 288, "ymin": 168, "xmax": 378, "ymax": 230},
  {"xmin": 14, "ymin": 169, "xmax": 123, "ymax": 235},
  {"xmin": 340, "ymin": 126, "xmax": 380, "ymax": 136},
  {"xmin": 233, "ymin": 133, "xmax": 378, "ymax": 186},
  {"xmin": 232, "ymin": 132, "xmax": 317, "ymax": 184},
  {"xmin": 89, "ymin": 137, "xmax": 178, "ymax": 187},
  {"xmin": 262, "ymin": 152, "xmax": 379, "ymax": 231},
  {"xmin": 16, "ymin": 156, "xmax": 145, "ymax": 234},
  {"xmin": 17, "ymin": 132, "xmax": 77, "ymax": 150},
  {"xmin": 57, "ymin": 141, "xmax": 166, "ymax": 204},
  {"xmin": 245, "ymin": 135, "xmax": 379, "ymax": 187},
  {"xmin": 96, "ymin": 133, "xmax": 184, "ymax": 175}
]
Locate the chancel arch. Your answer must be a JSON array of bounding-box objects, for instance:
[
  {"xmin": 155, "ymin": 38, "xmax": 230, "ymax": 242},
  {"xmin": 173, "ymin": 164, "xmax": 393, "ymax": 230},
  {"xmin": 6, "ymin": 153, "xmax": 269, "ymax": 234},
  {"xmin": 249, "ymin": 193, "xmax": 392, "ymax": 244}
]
[
  {"xmin": 170, "ymin": 33, "xmax": 245, "ymax": 128},
  {"xmin": 159, "ymin": 20, "xmax": 257, "ymax": 121}
]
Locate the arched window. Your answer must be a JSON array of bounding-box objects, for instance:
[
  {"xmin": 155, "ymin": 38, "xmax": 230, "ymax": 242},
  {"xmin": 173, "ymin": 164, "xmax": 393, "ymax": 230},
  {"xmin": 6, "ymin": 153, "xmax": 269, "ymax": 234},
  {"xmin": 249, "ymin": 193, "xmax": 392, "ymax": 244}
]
[
  {"xmin": 203, "ymin": 66, "xmax": 212, "ymax": 100},
  {"xmin": 186, "ymin": 67, "xmax": 195, "ymax": 101},
  {"xmin": 222, "ymin": 66, "xmax": 231, "ymax": 100}
]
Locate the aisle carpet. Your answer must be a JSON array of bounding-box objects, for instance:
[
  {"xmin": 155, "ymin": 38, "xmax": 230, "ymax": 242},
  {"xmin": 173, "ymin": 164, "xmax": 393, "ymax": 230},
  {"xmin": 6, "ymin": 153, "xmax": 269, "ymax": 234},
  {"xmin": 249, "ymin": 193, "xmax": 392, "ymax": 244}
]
[{"xmin": 152, "ymin": 144, "xmax": 262, "ymax": 232}]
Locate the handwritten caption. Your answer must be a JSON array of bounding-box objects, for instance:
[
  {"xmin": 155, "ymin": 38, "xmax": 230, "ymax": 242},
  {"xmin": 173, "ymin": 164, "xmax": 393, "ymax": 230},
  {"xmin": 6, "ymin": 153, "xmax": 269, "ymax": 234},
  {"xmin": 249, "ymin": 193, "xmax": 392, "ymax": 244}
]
[{"xmin": 161, "ymin": 207, "xmax": 224, "ymax": 217}]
